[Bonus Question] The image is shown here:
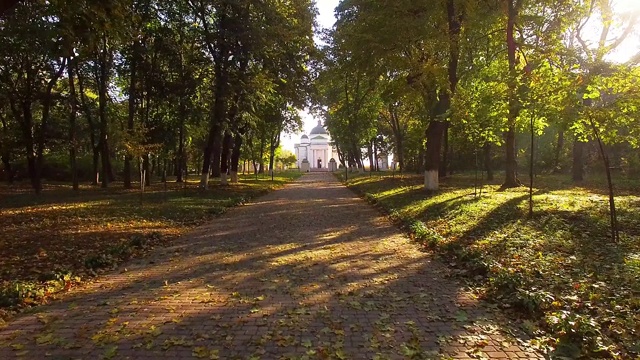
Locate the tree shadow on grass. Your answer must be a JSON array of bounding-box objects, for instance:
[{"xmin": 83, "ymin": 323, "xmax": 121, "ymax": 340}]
[{"xmin": 0, "ymin": 173, "xmax": 541, "ymax": 359}]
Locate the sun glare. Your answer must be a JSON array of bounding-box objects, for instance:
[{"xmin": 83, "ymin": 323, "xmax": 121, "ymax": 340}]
[{"xmin": 617, "ymin": 0, "xmax": 640, "ymax": 13}]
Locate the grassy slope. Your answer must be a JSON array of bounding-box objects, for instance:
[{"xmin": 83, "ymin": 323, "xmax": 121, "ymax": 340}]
[
  {"xmin": 341, "ymin": 171, "xmax": 639, "ymax": 358},
  {"xmin": 0, "ymin": 172, "xmax": 301, "ymax": 313}
]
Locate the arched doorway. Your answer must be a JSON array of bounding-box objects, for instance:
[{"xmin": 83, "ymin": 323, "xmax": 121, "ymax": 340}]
[{"xmin": 317, "ymin": 158, "xmax": 322, "ymax": 169}]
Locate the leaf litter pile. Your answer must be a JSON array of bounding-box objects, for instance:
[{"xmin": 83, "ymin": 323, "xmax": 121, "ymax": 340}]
[
  {"xmin": 345, "ymin": 172, "xmax": 640, "ymax": 358},
  {"xmin": 0, "ymin": 174, "xmax": 299, "ymax": 317}
]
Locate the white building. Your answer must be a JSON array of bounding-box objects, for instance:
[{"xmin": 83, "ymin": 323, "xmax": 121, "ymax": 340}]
[{"xmin": 294, "ymin": 121, "xmax": 337, "ymax": 171}]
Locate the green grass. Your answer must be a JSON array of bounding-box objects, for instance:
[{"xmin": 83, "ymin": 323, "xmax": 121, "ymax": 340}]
[
  {"xmin": 340, "ymin": 171, "xmax": 640, "ymax": 359},
  {"xmin": 0, "ymin": 171, "xmax": 301, "ymax": 313}
]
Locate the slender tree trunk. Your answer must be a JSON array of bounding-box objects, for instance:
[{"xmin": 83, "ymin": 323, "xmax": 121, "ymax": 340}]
[
  {"xmin": 440, "ymin": 123, "xmax": 449, "ymax": 177},
  {"xmin": 483, "ymin": 143, "xmax": 494, "ymax": 181},
  {"xmin": 258, "ymin": 136, "xmax": 266, "ymax": 174},
  {"xmin": 589, "ymin": 117, "xmax": 618, "ymax": 242},
  {"xmin": 76, "ymin": 62, "xmax": 99, "ymax": 185},
  {"xmin": 176, "ymin": 100, "xmax": 185, "ymax": 183},
  {"xmin": 124, "ymin": 42, "xmax": 138, "ymax": 189},
  {"xmin": 92, "ymin": 146, "xmax": 100, "ymax": 185},
  {"xmin": 18, "ymin": 101, "xmax": 41, "ymax": 193},
  {"xmin": 373, "ymin": 139, "xmax": 378, "ymax": 171},
  {"xmin": 68, "ymin": 58, "xmax": 79, "ymax": 191},
  {"xmin": 503, "ymin": 0, "xmax": 521, "ymax": 188},
  {"xmin": 220, "ymin": 132, "xmax": 232, "ymax": 184},
  {"xmin": 529, "ymin": 113, "xmax": 535, "ymax": 218},
  {"xmin": 98, "ymin": 38, "xmax": 111, "ymax": 188},
  {"xmin": 230, "ymin": 133, "xmax": 242, "ymax": 183},
  {"xmin": 367, "ymin": 140, "xmax": 374, "ymax": 172},
  {"xmin": 269, "ymin": 131, "xmax": 281, "ymax": 176},
  {"xmin": 572, "ymin": 139, "xmax": 585, "ymax": 182},
  {"xmin": 0, "ymin": 153, "xmax": 11, "ymax": 184},
  {"xmin": 143, "ymin": 154, "xmax": 151, "ymax": 186},
  {"xmin": 1, "ymin": 113, "xmax": 14, "ymax": 184}
]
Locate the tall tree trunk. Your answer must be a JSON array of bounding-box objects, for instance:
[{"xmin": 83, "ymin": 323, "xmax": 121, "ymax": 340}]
[
  {"xmin": 142, "ymin": 154, "xmax": 151, "ymax": 186},
  {"xmin": 367, "ymin": 140, "xmax": 374, "ymax": 172},
  {"xmin": 572, "ymin": 139, "xmax": 585, "ymax": 182},
  {"xmin": 92, "ymin": 146, "xmax": 100, "ymax": 185},
  {"xmin": 68, "ymin": 58, "xmax": 79, "ymax": 191},
  {"xmin": 440, "ymin": 123, "xmax": 449, "ymax": 177},
  {"xmin": 258, "ymin": 136, "xmax": 266, "ymax": 174},
  {"xmin": 176, "ymin": 100, "xmax": 186, "ymax": 183},
  {"xmin": 76, "ymin": 62, "xmax": 99, "ymax": 185},
  {"xmin": 424, "ymin": 0, "xmax": 461, "ymax": 190},
  {"xmin": 199, "ymin": 65, "xmax": 227, "ymax": 187},
  {"xmin": 503, "ymin": 0, "xmax": 521, "ymax": 188},
  {"xmin": 230, "ymin": 133, "xmax": 242, "ymax": 183},
  {"xmin": 220, "ymin": 132, "xmax": 233, "ymax": 184},
  {"xmin": 269, "ymin": 130, "xmax": 281, "ymax": 176},
  {"xmin": 484, "ymin": 143, "xmax": 494, "ymax": 181},
  {"xmin": 424, "ymin": 117, "xmax": 447, "ymax": 190},
  {"xmin": 0, "ymin": 114, "xmax": 14, "ymax": 184},
  {"xmin": 124, "ymin": 42, "xmax": 138, "ymax": 189},
  {"xmin": 373, "ymin": 139, "xmax": 378, "ymax": 171},
  {"xmin": 17, "ymin": 100, "xmax": 41, "ymax": 193},
  {"xmin": 98, "ymin": 37, "xmax": 111, "ymax": 188}
]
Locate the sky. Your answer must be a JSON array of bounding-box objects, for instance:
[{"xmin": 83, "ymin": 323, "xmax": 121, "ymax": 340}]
[{"xmin": 281, "ymin": 0, "xmax": 341, "ymax": 152}]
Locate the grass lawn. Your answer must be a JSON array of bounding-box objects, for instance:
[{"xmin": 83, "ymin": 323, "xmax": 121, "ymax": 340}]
[
  {"xmin": 340, "ymin": 171, "xmax": 640, "ymax": 358},
  {"xmin": 0, "ymin": 171, "xmax": 301, "ymax": 314}
]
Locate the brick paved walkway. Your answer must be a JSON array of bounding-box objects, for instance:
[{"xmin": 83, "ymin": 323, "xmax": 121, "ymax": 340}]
[{"xmin": 0, "ymin": 173, "xmax": 542, "ymax": 359}]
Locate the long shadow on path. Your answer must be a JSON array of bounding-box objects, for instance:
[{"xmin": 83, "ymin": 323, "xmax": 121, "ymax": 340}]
[{"xmin": 0, "ymin": 173, "xmax": 542, "ymax": 359}]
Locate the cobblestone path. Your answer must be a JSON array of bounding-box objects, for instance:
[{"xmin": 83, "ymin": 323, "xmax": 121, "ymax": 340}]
[{"xmin": 0, "ymin": 173, "xmax": 542, "ymax": 359}]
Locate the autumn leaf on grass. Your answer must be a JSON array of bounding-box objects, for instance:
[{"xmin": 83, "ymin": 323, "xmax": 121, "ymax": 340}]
[
  {"xmin": 103, "ymin": 345, "xmax": 118, "ymax": 360},
  {"xmin": 146, "ymin": 325, "xmax": 162, "ymax": 337},
  {"xmin": 193, "ymin": 346, "xmax": 218, "ymax": 358},
  {"xmin": 293, "ymin": 338, "xmax": 309, "ymax": 348},
  {"xmin": 455, "ymin": 311, "xmax": 468, "ymax": 322},
  {"xmin": 35, "ymin": 332, "xmax": 55, "ymax": 345}
]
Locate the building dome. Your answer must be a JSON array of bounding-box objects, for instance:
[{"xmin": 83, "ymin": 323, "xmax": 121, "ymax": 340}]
[
  {"xmin": 309, "ymin": 120, "xmax": 328, "ymax": 136},
  {"xmin": 300, "ymin": 134, "xmax": 310, "ymax": 144}
]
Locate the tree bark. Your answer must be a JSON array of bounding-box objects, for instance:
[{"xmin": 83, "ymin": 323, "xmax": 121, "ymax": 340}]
[
  {"xmin": 424, "ymin": 117, "xmax": 447, "ymax": 190},
  {"xmin": 142, "ymin": 154, "xmax": 151, "ymax": 186},
  {"xmin": 367, "ymin": 140, "xmax": 374, "ymax": 172},
  {"xmin": 220, "ymin": 132, "xmax": 233, "ymax": 184},
  {"xmin": 230, "ymin": 133, "xmax": 242, "ymax": 183},
  {"xmin": 176, "ymin": 100, "xmax": 186, "ymax": 183},
  {"xmin": 76, "ymin": 62, "xmax": 100, "ymax": 185},
  {"xmin": 17, "ymin": 100, "xmax": 40, "ymax": 193},
  {"xmin": 0, "ymin": 113, "xmax": 14, "ymax": 184},
  {"xmin": 68, "ymin": 58, "xmax": 79, "ymax": 191},
  {"xmin": 424, "ymin": 0, "xmax": 461, "ymax": 190},
  {"xmin": 269, "ymin": 129, "xmax": 281, "ymax": 176},
  {"xmin": 98, "ymin": 36, "xmax": 111, "ymax": 188},
  {"xmin": 503, "ymin": 0, "xmax": 521, "ymax": 188},
  {"xmin": 483, "ymin": 143, "xmax": 494, "ymax": 181},
  {"xmin": 440, "ymin": 123, "xmax": 449, "ymax": 177},
  {"xmin": 124, "ymin": 42, "xmax": 138, "ymax": 189}
]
